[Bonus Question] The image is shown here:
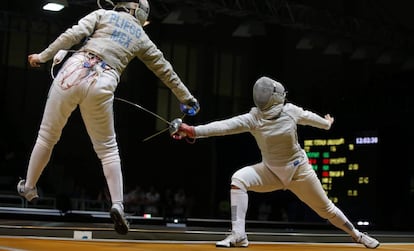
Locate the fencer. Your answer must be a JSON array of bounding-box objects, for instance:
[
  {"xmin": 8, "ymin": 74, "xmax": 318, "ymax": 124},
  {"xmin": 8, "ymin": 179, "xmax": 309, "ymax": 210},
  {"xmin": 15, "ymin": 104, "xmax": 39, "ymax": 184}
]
[
  {"xmin": 172, "ymin": 76, "xmax": 379, "ymax": 249},
  {"xmin": 19, "ymin": 0, "xmax": 200, "ymax": 235}
]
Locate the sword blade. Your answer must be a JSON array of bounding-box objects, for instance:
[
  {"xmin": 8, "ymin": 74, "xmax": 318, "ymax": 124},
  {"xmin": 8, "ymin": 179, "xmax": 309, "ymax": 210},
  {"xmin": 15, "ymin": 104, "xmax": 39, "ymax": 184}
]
[
  {"xmin": 142, "ymin": 127, "xmax": 169, "ymax": 142},
  {"xmin": 115, "ymin": 97, "xmax": 172, "ymax": 125}
]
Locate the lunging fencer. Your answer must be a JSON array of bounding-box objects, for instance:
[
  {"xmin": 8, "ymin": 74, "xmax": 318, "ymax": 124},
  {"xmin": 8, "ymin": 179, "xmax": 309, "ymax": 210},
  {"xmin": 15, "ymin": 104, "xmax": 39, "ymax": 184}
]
[
  {"xmin": 172, "ymin": 76, "xmax": 379, "ymax": 249},
  {"xmin": 19, "ymin": 0, "xmax": 200, "ymax": 235}
]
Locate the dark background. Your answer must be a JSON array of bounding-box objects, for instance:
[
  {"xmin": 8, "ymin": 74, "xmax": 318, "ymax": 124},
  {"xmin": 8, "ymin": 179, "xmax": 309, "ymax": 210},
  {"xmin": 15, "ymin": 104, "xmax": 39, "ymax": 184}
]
[{"xmin": 1, "ymin": 0, "xmax": 413, "ymax": 231}]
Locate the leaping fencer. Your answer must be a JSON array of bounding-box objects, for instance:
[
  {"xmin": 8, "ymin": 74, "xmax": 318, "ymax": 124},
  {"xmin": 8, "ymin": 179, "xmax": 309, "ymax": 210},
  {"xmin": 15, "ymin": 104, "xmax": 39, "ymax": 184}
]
[
  {"xmin": 172, "ymin": 76, "xmax": 379, "ymax": 249},
  {"xmin": 19, "ymin": 0, "xmax": 200, "ymax": 235}
]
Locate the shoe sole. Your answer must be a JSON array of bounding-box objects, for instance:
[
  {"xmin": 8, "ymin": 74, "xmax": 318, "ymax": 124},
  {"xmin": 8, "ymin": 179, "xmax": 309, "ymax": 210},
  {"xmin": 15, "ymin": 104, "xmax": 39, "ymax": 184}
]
[
  {"xmin": 110, "ymin": 208, "xmax": 129, "ymax": 235},
  {"xmin": 215, "ymin": 244, "xmax": 249, "ymax": 248},
  {"xmin": 216, "ymin": 242, "xmax": 249, "ymax": 248},
  {"xmin": 365, "ymin": 243, "xmax": 380, "ymax": 249}
]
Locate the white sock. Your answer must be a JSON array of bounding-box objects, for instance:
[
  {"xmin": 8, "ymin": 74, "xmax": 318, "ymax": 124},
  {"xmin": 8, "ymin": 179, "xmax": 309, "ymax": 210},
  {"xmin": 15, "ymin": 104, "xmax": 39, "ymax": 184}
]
[
  {"xmin": 102, "ymin": 161, "xmax": 124, "ymax": 205},
  {"xmin": 230, "ymin": 189, "xmax": 248, "ymax": 235}
]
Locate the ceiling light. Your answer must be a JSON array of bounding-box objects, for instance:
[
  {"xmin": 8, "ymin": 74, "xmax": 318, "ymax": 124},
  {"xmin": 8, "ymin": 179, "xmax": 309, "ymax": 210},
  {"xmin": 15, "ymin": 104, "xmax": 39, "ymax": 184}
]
[{"xmin": 43, "ymin": 0, "xmax": 68, "ymax": 12}]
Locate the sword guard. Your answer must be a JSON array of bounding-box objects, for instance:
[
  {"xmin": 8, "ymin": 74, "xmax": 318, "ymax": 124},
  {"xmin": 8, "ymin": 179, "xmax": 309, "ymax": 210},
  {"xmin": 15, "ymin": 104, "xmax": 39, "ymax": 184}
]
[{"xmin": 169, "ymin": 118, "xmax": 183, "ymax": 136}]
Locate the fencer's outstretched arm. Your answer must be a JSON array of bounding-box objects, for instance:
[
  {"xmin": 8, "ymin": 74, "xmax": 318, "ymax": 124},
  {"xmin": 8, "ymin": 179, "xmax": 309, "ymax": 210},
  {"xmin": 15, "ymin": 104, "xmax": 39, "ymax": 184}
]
[{"xmin": 172, "ymin": 113, "xmax": 253, "ymax": 140}]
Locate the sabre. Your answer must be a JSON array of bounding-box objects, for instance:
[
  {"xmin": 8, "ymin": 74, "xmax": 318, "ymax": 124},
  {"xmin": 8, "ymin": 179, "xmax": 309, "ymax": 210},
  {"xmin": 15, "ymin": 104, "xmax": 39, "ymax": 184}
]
[
  {"xmin": 115, "ymin": 97, "xmax": 172, "ymax": 126},
  {"xmin": 142, "ymin": 127, "xmax": 170, "ymax": 142},
  {"xmin": 115, "ymin": 97, "xmax": 184, "ymax": 141}
]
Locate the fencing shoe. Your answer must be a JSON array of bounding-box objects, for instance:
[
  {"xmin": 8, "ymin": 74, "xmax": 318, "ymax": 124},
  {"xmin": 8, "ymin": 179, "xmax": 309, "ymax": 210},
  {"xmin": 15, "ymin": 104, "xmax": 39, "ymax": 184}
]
[
  {"xmin": 17, "ymin": 179, "xmax": 39, "ymax": 202},
  {"xmin": 110, "ymin": 203, "xmax": 129, "ymax": 235},
  {"xmin": 216, "ymin": 231, "xmax": 249, "ymax": 248},
  {"xmin": 354, "ymin": 232, "xmax": 380, "ymax": 249}
]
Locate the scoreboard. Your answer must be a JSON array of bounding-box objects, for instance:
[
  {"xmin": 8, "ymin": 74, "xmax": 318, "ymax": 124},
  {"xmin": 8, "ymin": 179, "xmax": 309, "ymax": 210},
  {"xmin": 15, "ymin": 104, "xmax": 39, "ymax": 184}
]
[{"xmin": 303, "ymin": 131, "xmax": 378, "ymax": 224}]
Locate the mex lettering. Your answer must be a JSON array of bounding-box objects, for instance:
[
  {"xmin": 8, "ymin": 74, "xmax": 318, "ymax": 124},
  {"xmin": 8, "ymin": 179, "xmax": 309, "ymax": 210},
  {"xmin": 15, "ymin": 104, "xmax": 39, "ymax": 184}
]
[{"xmin": 109, "ymin": 13, "xmax": 142, "ymax": 48}]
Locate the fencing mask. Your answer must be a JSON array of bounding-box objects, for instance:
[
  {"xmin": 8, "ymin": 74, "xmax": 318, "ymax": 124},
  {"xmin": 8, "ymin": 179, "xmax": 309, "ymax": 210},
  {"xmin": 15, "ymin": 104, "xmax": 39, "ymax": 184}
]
[
  {"xmin": 253, "ymin": 76, "xmax": 286, "ymax": 111},
  {"xmin": 113, "ymin": 0, "xmax": 150, "ymax": 26}
]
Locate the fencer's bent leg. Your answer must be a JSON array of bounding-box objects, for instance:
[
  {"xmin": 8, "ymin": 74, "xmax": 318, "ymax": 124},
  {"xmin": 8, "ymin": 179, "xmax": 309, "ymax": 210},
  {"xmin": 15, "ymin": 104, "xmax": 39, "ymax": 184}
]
[
  {"xmin": 215, "ymin": 185, "xmax": 250, "ymax": 248},
  {"xmin": 216, "ymin": 163, "xmax": 283, "ymax": 247},
  {"xmin": 230, "ymin": 163, "xmax": 284, "ymax": 234}
]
